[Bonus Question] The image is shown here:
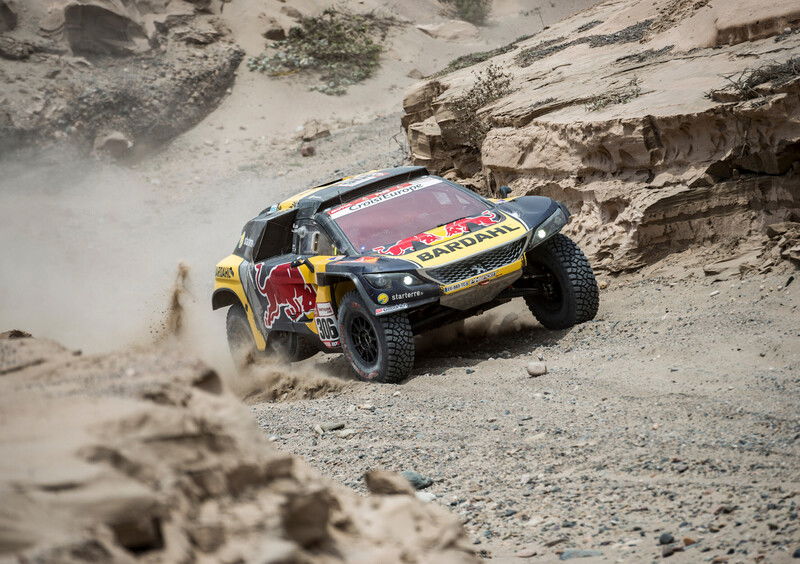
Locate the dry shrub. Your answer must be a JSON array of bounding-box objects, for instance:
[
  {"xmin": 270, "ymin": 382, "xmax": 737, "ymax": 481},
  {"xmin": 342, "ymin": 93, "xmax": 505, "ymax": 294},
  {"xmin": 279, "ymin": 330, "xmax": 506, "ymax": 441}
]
[
  {"xmin": 247, "ymin": 9, "xmax": 395, "ymax": 95},
  {"xmin": 450, "ymin": 63, "xmax": 513, "ymax": 148},
  {"xmin": 440, "ymin": 0, "xmax": 492, "ymax": 25}
]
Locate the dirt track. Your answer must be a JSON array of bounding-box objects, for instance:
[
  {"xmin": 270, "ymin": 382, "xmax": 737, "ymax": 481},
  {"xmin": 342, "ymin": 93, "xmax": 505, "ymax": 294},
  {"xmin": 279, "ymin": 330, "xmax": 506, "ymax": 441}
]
[{"xmin": 252, "ymin": 268, "xmax": 800, "ymax": 562}]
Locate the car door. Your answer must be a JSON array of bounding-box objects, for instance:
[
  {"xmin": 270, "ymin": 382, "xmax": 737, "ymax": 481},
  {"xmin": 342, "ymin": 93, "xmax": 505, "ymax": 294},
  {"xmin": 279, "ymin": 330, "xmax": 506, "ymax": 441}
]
[{"xmin": 247, "ymin": 211, "xmax": 316, "ymax": 334}]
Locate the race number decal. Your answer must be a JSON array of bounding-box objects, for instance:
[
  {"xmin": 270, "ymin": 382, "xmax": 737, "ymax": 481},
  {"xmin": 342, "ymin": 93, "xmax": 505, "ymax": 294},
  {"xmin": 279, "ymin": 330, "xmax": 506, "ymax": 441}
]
[{"xmin": 315, "ymin": 302, "xmax": 340, "ymax": 347}]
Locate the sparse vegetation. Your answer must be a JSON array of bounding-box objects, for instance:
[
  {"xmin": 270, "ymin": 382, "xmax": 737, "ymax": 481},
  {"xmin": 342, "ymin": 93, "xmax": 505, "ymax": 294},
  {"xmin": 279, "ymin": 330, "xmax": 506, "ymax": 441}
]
[
  {"xmin": 516, "ymin": 20, "xmax": 653, "ymax": 67},
  {"xmin": 247, "ymin": 9, "xmax": 395, "ymax": 96},
  {"xmin": 450, "ymin": 64, "xmax": 513, "ymax": 148},
  {"xmin": 707, "ymin": 57, "xmax": 800, "ymax": 101},
  {"xmin": 440, "ymin": 0, "xmax": 492, "ymax": 26},
  {"xmin": 585, "ymin": 77, "xmax": 641, "ymax": 112},
  {"xmin": 435, "ymin": 33, "xmax": 534, "ymax": 76}
]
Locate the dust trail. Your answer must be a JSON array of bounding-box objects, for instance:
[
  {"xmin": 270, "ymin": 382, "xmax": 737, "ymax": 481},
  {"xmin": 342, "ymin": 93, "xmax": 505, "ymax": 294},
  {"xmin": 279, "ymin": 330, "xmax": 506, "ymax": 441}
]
[
  {"xmin": 416, "ymin": 307, "xmax": 537, "ymax": 353},
  {"xmin": 153, "ymin": 262, "xmax": 191, "ymax": 342},
  {"xmin": 229, "ymin": 357, "xmax": 348, "ymax": 403}
]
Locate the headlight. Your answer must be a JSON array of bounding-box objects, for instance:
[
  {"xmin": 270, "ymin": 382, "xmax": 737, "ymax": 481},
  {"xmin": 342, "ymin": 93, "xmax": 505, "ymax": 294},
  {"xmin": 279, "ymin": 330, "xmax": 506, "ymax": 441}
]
[
  {"xmin": 529, "ymin": 207, "xmax": 567, "ymax": 248},
  {"xmin": 364, "ymin": 273, "xmax": 425, "ymax": 289}
]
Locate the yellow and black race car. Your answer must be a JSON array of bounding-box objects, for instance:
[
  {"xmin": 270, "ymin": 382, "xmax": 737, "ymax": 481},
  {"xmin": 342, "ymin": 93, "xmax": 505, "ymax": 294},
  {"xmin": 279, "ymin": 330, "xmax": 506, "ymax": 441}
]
[{"xmin": 213, "ymin": 166, "xmax": 599, "ymax": 383}]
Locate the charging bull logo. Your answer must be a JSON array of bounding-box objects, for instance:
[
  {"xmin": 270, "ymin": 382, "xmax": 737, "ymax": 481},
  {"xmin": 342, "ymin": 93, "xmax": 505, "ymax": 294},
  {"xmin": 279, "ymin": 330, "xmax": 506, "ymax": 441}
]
[
  {"xmin": 254, "ymin": 262, "xmax": 316, "ymax": 328},
  {"xmin": 444, "ymin": 210, "xmax": 499, "ymax": 236},
  {"xmin": 373, "ymin": 232, "xmax": 442, "ymax": 256},
  {"xmin": 372, "ymin": 211, "xmax": 501, "ymax": 256}
]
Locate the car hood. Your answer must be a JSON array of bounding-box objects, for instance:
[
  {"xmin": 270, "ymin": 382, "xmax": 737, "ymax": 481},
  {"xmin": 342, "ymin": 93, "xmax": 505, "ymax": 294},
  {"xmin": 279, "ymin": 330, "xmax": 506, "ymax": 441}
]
[{"xmin": 376, "ymin": 210, "xmax": 529, "ymax": 268}]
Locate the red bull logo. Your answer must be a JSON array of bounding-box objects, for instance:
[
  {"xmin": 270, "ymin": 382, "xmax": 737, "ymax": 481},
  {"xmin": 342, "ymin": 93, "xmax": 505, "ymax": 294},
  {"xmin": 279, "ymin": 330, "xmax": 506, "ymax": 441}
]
[
  {"xmin": 444, "ymin": 210, "xmax": 499, "ymax": 236},
  {"xmin": 373, "ymin": 232, "xmax": 442, "ymax": 256},
  {"xmin": 253, "ymin": 262, "xmax": 316, "ymax": 328},
  {"xmin": 372, "ymin": 211, "xmax": 501, "ymax": 256}
]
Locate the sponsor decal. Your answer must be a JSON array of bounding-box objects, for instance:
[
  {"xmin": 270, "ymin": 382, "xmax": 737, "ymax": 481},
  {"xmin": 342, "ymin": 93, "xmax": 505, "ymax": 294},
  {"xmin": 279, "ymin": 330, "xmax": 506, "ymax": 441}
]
[
  {"xmin": 253, "ymin": 262, "xmax": 316, "ymax": 328},
  {"xmin": 338, "ymin": 256, "xmax": 379, "ymax": 264},
  {"xmin": 374, "ymin": 232, "xmax": 441, "ymax": 256},
  {"xmin": 391, "ymin": 290, "xmax": 423, "ymax": 301},
  {"xmin": 375, "ymin": 303, "xmax": 410, "ymax": 315},
  {"xmin": 373, "ymin": 211, "xmax": 503, "ymax": 257},
  {"xmin": 443, "ymin": 210, "xmax": 499, "ymax": 236},
  {"xmin": 328, "ymin": 177, "xmax": 440, "ymax": 219},
  {"xmin": 334, "ymin": 170, "xmax": 389, "ymax": 188},
  {"xmin": 238, "ymin": 232, "xmax": 254, "ymax": 248},
  {"xmin": 442, "ymin": 270, "xmax": 499, "ymax": 293},
  {"xmin": 215, "ymin": 266, "xmax": 235, "ymax": 279},
  {"xmin": 376, "ymin": 293, "xmax": 389, "ymax": 305},
  {"xmin": 417, "ymin": 225, "xmax": 522, "ymax": 262},
  {"xmin": 314, "ymin": 302, "xmax": 340, "ymax": 347}
]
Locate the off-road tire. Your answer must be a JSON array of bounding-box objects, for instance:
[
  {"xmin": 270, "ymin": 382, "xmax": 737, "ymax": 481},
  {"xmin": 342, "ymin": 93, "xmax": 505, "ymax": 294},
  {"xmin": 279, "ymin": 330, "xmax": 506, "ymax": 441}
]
[
  {"xmin": 226, "ymin": 303, "xmax": 259, "ymax": 370},
  {"xmin": 338, "ymin": 291, "xmax": 414, "ymax": 383},
  {"xmin": 226, "ymin": 304, "xmax": 317, "ymax": 370},
  {"xmin": 524, "ymin": 234, "xmax": 599, "ymax": 329},
  {"xmin": 268, "ymin": 330, "xmax": 318, "ymax": 363}
]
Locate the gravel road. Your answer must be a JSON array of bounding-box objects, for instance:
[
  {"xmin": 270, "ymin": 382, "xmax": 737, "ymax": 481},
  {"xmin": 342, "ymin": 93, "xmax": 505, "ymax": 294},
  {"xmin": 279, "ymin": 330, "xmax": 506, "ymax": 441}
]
[{"xmin": 251, "ymin": 269, "xmax": 800, "ymax": 562}]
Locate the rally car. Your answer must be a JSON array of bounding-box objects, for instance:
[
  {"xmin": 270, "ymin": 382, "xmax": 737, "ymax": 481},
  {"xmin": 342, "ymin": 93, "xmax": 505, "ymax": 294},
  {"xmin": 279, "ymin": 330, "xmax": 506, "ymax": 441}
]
[{"xmin": 213, "ymin": 166, "xmax": 599, "ymax": 383}]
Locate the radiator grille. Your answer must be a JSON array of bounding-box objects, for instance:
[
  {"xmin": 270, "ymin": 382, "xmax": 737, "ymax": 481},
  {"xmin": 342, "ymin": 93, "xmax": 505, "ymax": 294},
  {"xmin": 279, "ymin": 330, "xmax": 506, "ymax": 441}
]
[{"xmin": 425, "ymin": 238, "xmax": 526, "ymax": 285}]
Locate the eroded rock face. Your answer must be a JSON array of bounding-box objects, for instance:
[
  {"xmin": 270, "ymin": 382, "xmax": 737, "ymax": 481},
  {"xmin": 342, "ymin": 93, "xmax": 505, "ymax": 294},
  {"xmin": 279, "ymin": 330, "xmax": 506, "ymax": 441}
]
[
  {"xmin": 63, "ymin": 0, "xmax": 151, "ymax": 56},
  {"xmin": 402, "ymin": 0, "xmax": 800, "ymax": 271},
  {"xmin": 0, "ymin": 0, "xmax": 242, "ymax": 156},
  {"xmin": 0, "ymin": 333, "xmax": 479, "ymax": 563}
]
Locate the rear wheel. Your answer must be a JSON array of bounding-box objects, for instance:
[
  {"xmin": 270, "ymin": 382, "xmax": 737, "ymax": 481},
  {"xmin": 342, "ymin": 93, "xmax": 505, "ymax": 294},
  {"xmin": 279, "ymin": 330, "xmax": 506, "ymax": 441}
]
[
  {"xmin": 226, "ymin": 304, "xmax": 317, "ymax": 370},
  {"xmin": 524, "ymin": 234, "xmax": 599, "ymax": 329},
  {"xmin": 338, "ymin": 292, "xmax": 414, "ymax": 383},
  {"xmin": 226, "ymin": 303, "xmax": 259, "ymax": 370}
]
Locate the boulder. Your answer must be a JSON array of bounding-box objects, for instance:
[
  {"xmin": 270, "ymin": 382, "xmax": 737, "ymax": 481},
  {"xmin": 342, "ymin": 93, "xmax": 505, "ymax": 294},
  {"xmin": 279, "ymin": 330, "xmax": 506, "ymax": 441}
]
[
  {"xmin": 262, "ymin": 16, "xmax": 286, "ymax": 41},
  {"xmin": 0, "ymin": 0, "xmax": 17, "ymax": 32},
  {"xmin": 63, "ymin": 0, "xmax": 151, "ymax": 56},
  {"xmin": 416, "ymin": 20, "xmax": 479, "ymax": 41},
  {"xmin": 364, "ymin": 470, "xmax": 416, "ymax": 495},
  {"xmin": 93, "ymin": 130, "xmax": 134, "ymax": 159}
]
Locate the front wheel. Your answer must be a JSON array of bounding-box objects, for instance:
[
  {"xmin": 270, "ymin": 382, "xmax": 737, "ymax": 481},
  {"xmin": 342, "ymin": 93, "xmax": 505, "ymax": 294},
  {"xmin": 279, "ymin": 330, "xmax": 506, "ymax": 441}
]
[
  {"xmin": 524, "ymin": 234, "xmax": 599, "ymax": 329},
  {"xmin": 338, "ymin": 292, "xmax": 414, "ymax": 383}
]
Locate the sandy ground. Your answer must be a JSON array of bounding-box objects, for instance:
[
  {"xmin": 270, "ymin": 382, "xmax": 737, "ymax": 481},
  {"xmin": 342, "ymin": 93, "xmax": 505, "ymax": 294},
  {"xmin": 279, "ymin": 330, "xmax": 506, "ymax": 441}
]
[{"xmin": 251, "ymin": 269, "xmax": 800, "ymax": 562}]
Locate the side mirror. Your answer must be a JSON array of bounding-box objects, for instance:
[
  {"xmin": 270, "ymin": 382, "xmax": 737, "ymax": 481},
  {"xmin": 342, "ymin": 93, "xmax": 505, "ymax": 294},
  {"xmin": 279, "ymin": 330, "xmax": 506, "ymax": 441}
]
[{"xmin": 498, "ymin": 185, "xmax": 512, "ymax": 198}]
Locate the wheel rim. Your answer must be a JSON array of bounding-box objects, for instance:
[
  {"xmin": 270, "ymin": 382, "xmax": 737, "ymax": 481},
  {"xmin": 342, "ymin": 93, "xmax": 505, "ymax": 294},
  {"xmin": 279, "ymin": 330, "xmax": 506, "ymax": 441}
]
[
  {"xmin": 350, "ymin": 314, "xmax": 378, "ymax": 365},
  {"xmin": 533, "ymin": 264, "xmax": 564, "ymax": 312}
]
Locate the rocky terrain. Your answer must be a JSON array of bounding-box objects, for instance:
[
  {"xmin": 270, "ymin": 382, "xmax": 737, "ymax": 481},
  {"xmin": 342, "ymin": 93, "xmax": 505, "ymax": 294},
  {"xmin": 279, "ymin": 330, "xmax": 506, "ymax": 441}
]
[
  {"xmin": 0, "ymin": 0, "xmax": 244, "ymax": 157},
  {"xmin": 257, "ymin": 265, "xmax": 800, "ymax": 562},
  {"xmin": 0, "ymin": 330, "xmax": 478, "ymax": 563},
  {"xmin": 402, "ymin": 0, "xmax": 800, "ymax": 273}
]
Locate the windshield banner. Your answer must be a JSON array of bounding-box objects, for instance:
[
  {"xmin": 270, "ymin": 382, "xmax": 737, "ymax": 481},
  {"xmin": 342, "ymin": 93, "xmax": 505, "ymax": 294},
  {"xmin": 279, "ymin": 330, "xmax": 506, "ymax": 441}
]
[{"xmin": 327, "ymin": 177, "xmax": 441, "ymax": 220}]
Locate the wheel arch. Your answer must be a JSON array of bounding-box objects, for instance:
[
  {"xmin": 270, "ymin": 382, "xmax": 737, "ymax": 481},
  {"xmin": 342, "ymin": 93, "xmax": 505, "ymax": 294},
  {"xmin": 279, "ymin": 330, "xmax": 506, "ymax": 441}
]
[{"xmin": 212, "ymin": 288, "xmax": 241, "ymax": 310}]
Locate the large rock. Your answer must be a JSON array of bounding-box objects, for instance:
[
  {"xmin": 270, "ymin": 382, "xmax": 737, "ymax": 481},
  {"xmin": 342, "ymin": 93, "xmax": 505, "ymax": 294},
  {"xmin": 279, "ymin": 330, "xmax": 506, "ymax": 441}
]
[
  {"xmin": 417, "ymin": 20, "xmax": 480, "ymax": 41},
  {"xmin": 402, "ymin": 0, "xmax": 800, "ymax": 272},
  {"xmin": 0, "ymin": 333, "xmax": 479, "ymax": 563},
  {"xmin": 0, "ymin": 0, "xmax": 17, "ymax": 32},
  {"xmin": 63, "ymin": 0, "xmax": 151, "ymax": 56}
]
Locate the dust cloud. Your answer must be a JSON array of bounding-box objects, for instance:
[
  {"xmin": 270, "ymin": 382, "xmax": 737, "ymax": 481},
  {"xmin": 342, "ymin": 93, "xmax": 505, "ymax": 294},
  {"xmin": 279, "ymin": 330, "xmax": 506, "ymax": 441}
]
[{"xmin": 0, "ymin": 147, "xmax": 287, "ymax": 380}]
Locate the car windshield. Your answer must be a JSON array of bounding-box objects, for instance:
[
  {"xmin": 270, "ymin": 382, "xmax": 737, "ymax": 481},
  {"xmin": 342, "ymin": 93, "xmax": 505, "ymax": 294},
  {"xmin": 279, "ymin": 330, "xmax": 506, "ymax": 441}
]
[{"xmin": 326, "ymin": 177, "xmax": 489, "ymax": 254}]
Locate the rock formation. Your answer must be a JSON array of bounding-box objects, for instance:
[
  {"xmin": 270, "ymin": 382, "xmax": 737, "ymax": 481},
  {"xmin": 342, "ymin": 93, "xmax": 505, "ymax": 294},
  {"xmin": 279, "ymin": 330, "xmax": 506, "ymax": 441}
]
[
  {"xmin": 403, "ymin": 0, "xmax": 800, "ymax": 271},
  {"xmin": 0, "ymin": 0, "xmax": 243, "ymax": 157},
  {"xmin": 0, "ymin": 332, "xmax": 478, "ymax": 563}
]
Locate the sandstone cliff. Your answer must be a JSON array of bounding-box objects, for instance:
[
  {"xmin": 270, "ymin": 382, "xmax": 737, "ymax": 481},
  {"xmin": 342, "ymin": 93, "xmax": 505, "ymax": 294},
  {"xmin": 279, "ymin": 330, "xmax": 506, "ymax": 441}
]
[{"xmin": 403, "ymin": 0, "xmax": 800, "ymax": 271}]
